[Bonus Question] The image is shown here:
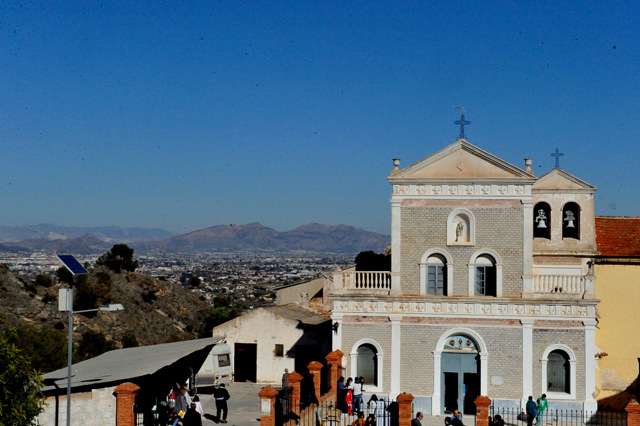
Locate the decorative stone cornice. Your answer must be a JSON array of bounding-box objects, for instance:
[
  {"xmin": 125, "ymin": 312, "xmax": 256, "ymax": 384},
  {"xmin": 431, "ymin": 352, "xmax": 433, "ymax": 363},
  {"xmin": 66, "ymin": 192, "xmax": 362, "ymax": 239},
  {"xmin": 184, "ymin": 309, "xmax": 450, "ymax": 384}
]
[
  {"xmin": 331, "ymin": 297, "xmax": 596, "ymax": 320},
  {"xmin": 391, "ymin": 183, "xmax": 532, "ymax": 198}
]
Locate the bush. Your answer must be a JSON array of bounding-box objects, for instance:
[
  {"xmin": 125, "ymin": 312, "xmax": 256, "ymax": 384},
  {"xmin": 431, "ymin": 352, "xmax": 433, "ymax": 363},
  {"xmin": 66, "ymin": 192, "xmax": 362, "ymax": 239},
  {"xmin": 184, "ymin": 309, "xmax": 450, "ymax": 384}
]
[
  {"xmin": 34, "ymin": 274, "xmax": 53, "ymax": 288},
  {"xmin": 75, "ymin": 330, "xmax": 116, "ymax": 362}
]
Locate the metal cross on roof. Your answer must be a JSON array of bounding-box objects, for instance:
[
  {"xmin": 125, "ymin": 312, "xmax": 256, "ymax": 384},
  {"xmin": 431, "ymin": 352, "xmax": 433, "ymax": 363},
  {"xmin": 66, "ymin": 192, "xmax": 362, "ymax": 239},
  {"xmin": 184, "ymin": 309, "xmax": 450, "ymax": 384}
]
[
  {"xmin": 453, "ymin": 106, "xmax": 471, "ymax": 139},
  {"xmin": 551, "ymin": 148, "xmax": 564, "ymax": 168}
]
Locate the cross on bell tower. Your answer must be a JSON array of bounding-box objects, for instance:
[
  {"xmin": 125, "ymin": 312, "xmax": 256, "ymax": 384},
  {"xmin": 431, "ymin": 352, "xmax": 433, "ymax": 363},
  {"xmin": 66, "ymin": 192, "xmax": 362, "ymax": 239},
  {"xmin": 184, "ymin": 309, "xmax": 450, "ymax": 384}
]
[
  {"xmin": 453, "ymin": 106, "xmax": 471, "ymax": 139},
  {"xmin": 551, "ymin": 148, "xmax": 564, "ymax": 168}
]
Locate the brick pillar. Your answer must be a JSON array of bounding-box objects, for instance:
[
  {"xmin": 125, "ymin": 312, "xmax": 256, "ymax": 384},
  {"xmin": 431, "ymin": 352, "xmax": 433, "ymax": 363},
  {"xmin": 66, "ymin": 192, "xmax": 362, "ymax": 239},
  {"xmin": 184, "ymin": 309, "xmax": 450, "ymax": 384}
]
[
  {"xmin": 396, "ymin": 392, "xmax": 414, "ymax": 426},
  {"xmin": 325, "ymin": 350, "xmax": 344, "ymax": 397},
  {"xmin": 474, "ymin": 396, "xmax": 492, "ymax": 426},
  {"xmin": 308, "ymin": 361, "xmax": 323, "ymax": 403},
  {"xmin": 114, "ymin": 382, "xmax": 140, "ymax": 426},
  {"xmin": 258, "ymin": 386, "xmax": 280, "ymax": 426},
  {"xmin": 625, "ymin": 399, "xmax": 640, "ymax": 426},
  {"xmin": 287, "ymin": 371, "xmax": 304, "ymax": 417}
]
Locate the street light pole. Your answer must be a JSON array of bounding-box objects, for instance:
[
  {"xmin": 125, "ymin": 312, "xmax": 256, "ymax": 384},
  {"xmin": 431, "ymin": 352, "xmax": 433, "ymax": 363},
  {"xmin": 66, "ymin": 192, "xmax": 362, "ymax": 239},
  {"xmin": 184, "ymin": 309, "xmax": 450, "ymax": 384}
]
[
  {"xmin": 57, "ymin": 254, "xmax": 124, "ymax": 426},
  {"xmin": 66, "ymin": 290, "xmax": 73, "ymax": 426}
]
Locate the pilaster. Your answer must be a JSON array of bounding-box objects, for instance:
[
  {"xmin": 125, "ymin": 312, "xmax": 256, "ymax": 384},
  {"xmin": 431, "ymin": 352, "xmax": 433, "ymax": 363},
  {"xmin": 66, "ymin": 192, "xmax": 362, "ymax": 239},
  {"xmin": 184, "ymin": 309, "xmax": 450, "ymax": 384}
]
[
  {"xmin": 521, "ymin": 319, "xmax": 534, "ymax": 405},
  {"xmin": 390, "ymin": 314, "xmax": 402, "ymax": 397}
]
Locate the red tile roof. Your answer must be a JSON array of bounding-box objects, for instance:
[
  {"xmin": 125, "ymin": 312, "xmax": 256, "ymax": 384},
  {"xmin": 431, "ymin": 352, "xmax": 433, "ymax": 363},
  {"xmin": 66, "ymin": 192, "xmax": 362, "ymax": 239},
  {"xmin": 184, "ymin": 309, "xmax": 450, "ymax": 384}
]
[{"xmin": 595, "ymin": 216, "xmax": 640, "ymax": 258}]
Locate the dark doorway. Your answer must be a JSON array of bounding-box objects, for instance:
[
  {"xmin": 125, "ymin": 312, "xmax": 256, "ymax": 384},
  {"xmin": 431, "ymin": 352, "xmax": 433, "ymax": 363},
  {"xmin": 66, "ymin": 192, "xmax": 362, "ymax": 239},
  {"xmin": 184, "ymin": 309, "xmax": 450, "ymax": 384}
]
[
  {"xmin": 234, "ymin": 343, "xmax": 257, "ymax": 382},
  {"xmin": 463, "ymin": 372, "xmax": 480, "ymax": 414},
  {"xmin": 444, "ymin": 372, "xmax": 459, "ymax": 412},
  {"xmin": 442, "ymin": 350, "xmax": 480, "ymax": 415}
]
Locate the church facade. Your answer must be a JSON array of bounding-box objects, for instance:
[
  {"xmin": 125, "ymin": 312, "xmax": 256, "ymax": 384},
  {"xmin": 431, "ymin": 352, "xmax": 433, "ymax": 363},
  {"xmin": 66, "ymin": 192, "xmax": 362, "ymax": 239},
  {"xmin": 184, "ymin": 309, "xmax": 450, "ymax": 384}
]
[{"xmin": 329, "ymin": 139, "xmax": 599, "ymax": 415}]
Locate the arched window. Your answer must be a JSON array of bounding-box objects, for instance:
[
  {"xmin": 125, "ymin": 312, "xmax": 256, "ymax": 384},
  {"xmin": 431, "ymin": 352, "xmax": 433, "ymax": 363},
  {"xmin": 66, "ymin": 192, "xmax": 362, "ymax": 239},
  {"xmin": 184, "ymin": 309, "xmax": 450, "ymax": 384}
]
[
  {"xmin": 541, "ymin": 344, "xmax": 576, "ymax": 399},
  {"xmin": 468, "ymin": 250, "xmax": 502, "ymax": 297},
  {"xmin": 562, "ymin": 202, "xmax": 580, "ymax": 239},
  {"xmin": 356, "ymin": 344, "xmax": 377, "ymax": 385},
  {"xmin": 420, "ymin": 249, "xmax": 453, "ymax": 296},
  {"xmin": 547, "ymin": 350, "xmax": 570, "ymax": 393},
  {"xmin": 474, "ymin": 255, "xmax": 496, "ymax": 296},
  {"xmin": 350, "ymin": 339, "xmax": 383, "ymax": 391},
  {"xmin": 427, "ymin": 254, "xmax": 447, "ymax": 295},
  {"xmin": 533, "ymin": 202, "xmax": 551, "ymax": 239}
]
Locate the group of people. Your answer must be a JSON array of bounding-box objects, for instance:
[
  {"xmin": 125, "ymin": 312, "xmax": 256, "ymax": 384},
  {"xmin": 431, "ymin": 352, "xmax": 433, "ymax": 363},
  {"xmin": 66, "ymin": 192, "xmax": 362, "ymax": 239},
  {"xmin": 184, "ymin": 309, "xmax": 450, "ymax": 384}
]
[
  {"xmin": 525, "ymin": 394, "xmax": 548, "ymax": 426},
  {"xmin": 413, "ymin": 409, "xmax": 465, "ymax": 426},
  {"xmin": 168, "ymin": 382, "xmax": 231, "ymax": 425},
  {"xmin": 337, "ymin": 376, "xmax": 368, "ymax": 415}
]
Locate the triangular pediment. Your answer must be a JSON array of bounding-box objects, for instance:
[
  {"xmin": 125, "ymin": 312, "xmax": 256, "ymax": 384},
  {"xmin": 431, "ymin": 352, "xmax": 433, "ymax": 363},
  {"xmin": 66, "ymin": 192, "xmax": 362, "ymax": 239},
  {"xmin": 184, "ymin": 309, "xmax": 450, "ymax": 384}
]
[
  {"xmin": 390, "ymin": 139, "xmax": 534, "ymax": 180},
  {"xmin": 533, "ymin": 168, "xmax": 596, "ymax": 192}
]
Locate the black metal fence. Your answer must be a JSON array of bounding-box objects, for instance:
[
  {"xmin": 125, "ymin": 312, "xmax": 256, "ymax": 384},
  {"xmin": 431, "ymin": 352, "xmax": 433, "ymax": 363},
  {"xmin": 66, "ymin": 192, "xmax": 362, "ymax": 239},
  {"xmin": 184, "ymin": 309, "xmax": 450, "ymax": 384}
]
[
  {"xmin": 488, "ymin": 406, "xmax": 626, "ymax": 426},
  {"xmin": 278, "ymin": 395, "xmax": 402, "ymax": 426}
]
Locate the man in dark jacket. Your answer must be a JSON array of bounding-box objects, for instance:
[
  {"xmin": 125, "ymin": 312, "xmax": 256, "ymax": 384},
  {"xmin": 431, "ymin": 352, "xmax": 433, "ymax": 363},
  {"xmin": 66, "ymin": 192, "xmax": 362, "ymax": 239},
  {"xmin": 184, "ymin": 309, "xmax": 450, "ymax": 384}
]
[
  {"xmin": 214, "ymin": 384, "xmax": 231, "ymax": 423},
  {"xmin": 526, "ymin": 396, "xmax": 538, "ymax": 426}
]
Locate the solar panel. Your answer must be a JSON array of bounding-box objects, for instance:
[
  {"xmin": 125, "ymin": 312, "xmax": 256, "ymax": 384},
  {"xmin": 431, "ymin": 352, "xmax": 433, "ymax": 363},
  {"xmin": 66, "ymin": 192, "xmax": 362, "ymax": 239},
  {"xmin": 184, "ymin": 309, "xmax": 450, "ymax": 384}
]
[{"xmin": 57, "ymin": 255, "xmax": 88, "ymax": 275}]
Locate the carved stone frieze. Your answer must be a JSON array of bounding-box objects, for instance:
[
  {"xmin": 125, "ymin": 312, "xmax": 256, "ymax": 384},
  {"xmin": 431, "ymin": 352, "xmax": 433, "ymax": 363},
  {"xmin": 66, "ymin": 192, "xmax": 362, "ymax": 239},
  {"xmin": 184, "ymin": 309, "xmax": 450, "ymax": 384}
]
[
  {"xmin": 392, "ymin": 183, "xmax": 531, "ymax": 197},
  {"xmin": 333, "ymin": 299, "xmax": 595, "ymax": 319}
]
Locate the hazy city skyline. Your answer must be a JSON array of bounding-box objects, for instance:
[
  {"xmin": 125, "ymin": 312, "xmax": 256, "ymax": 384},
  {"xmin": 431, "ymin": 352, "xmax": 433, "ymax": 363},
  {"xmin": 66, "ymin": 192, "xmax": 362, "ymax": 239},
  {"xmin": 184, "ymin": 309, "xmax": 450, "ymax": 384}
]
[{"xmin": 2, "ymin": 2, "xmax": 638, "ymax": 235}]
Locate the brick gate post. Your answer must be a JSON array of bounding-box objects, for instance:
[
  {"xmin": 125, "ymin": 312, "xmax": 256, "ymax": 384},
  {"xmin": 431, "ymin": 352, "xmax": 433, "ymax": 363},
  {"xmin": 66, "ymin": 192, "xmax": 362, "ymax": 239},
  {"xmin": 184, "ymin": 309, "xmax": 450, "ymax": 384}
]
[
  {"xmin": 625, "ymin": 399, "xmax": 640, "ymax": 426},
  {"xmin": 286, "ymin": 371, "xmax": 304, "ymax": 416},
  {"xmin": 325, "ymin": 350, "xmax": 344, "ymax": 397},
  {"xmin": 258, "ymin": 386, "xmax": 280, "ymax": 426},
  {"xmin": 474, "ymin": 396, "xmax": 492, "ymax": 426},
  {"xmin": 114, "ymin": 382, "xmax": 140, "ymax": 426},
  {"xmin": 307, "ymin": 361, "xmax": 323, "ymax": 403},
  {"xmin": 396, "ymin": 392, "xmax": 414, "ymax": 426}
]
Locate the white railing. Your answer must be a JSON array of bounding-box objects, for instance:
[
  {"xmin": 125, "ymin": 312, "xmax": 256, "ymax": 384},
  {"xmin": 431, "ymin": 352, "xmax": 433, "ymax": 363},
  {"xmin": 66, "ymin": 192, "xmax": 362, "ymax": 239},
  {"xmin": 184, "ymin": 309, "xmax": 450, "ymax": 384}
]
[
  {"xmin": 343, "ymin": 271, "xmax": 391, "ymax": 291},
  {"xmin": 533, "ymin": 275, "xmax": 585, "ymax": 295}
]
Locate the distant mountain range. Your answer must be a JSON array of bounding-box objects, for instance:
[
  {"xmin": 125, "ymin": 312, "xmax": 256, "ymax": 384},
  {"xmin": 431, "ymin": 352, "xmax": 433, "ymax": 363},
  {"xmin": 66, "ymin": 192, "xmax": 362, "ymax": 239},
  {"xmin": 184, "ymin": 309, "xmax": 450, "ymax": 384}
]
[{"xmin": 0, "ymin": 223, "xmax": 390, "ymax": 254}]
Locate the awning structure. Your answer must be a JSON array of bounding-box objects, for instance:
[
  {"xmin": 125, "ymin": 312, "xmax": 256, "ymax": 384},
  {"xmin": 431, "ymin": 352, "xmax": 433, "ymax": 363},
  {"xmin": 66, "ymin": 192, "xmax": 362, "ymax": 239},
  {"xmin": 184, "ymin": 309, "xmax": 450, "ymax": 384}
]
[{"xmin": 43, "ymin": 336, "xmax": 225, "ymax": 394}]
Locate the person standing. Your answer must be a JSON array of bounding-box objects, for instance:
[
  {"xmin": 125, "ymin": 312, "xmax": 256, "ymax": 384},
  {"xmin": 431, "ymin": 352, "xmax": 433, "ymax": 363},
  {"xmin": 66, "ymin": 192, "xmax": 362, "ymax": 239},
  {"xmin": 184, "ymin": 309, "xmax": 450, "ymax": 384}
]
[
  {"xmin": 352, "ymin": 376, "xmax": 363, "ymax": 414},
  {"xmin": 526, "ymin": 396, "xmax": 538, "ymax": 426},
  {"xmin": 172, "ymin": 387, "xmax": 188, "ymax": 426},
  {"xmin": 536, "ymin": 394, "xmax": 547, "ymax": 424},
  {"xmin": 282, "ymin": 368, "xmax": 290, "ymax": 388},
  {"xmin": 411, "ymin": 412, "xmax": 424, "ymax": 426},
  {"xmin": 214, "ymin": 384, "xmax": 231, "ymax": 423},
  {"xmin": 182, "ymin": 403, "xmax": 202, "ymax": 426},
  {"xmin": 345, "ymin": 377, "xmax": 353, "ymax": 415},
  {"xmin": 192, "ymin": 395, "xmax": 204, "ymax": 416}
]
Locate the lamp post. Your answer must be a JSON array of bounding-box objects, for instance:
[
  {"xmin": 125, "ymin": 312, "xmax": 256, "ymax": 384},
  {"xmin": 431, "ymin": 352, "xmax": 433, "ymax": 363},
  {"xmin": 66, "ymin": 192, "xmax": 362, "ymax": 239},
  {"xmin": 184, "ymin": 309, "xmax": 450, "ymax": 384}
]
[{"xmin": 57, "ymin": 255, "xmax": 124, "ymax": 426}]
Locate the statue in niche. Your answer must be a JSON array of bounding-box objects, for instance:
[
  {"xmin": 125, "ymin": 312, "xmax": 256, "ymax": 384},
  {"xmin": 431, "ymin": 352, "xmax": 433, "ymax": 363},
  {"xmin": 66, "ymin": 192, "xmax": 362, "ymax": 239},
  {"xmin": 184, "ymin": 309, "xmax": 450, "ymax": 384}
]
[
  {"xmin": 455, "ymin": 220, "xmax": 465, "ymax": 242},
  {"xmin": 564, "ymin": 210, "xmax": 576, "ymax": 228},
  {"xmin": 535, "ymin": 209, "xmax": 548, "ymax": 228}
]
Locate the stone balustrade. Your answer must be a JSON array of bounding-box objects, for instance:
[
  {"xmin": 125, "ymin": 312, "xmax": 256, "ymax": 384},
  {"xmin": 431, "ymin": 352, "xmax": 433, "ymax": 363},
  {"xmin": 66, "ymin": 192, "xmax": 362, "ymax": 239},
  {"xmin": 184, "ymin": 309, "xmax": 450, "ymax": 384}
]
[{"xmin": 533, "ymin": 275, "xmax": 585, "ymax": 295}]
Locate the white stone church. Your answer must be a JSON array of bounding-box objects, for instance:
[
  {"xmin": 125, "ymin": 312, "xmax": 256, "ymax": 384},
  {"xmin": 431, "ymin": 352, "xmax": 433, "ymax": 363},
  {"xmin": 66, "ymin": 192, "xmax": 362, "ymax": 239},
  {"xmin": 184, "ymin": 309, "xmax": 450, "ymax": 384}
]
[{"xmin": 329, "ymin": 138, "xmax": 599, "ymax": 416}]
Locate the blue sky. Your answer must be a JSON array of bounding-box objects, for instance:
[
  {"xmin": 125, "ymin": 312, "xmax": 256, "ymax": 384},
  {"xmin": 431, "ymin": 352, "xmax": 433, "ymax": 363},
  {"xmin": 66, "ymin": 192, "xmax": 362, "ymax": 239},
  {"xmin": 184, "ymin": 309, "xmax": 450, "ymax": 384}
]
[{"xmin": 1, "ymin": 1, "xmax": 638, "ymax": 235}]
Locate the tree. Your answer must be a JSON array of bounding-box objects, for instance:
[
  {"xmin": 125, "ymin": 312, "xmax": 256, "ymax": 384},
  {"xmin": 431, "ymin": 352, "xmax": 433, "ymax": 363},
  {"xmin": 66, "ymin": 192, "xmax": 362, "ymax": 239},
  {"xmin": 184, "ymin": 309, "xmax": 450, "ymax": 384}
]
[
  {"xmin": 75, "ymin": 330, "xmax": 116, "ymax": 362},
  {"xmin": 73, "ymin": 275, "xmax": 98, "ymax": 313},
  {"xmin": 96, "ymin": 244, "xmax": 139, "ymax": 273},
  {"xmin": 34, "ymin": 274, "xmax": 52, "ymax": 288},
  {"xmin": 4, "ymin": 323, "xmax": 67, "ymax": 373},
  {"xmin": 0, "ymin": 317, "xmax": 45, "ymax": 425},
  {"xmin": 355, "ymin": 250, "xmax": 391, "ymax": 271},
  {"xmin": 121, "ymin": 332, "xmax": 139, "ymax": 348},
  {"xmin": 198, "ymin": 297, "xmax": 246, "ymax": 337},
  {"xmin": 189, "ymin": 276, "xmax": 202, "ymax": 287},
  {"xmin": 56, "ymin": 266, "xmax": 73, "ymax": 284}
]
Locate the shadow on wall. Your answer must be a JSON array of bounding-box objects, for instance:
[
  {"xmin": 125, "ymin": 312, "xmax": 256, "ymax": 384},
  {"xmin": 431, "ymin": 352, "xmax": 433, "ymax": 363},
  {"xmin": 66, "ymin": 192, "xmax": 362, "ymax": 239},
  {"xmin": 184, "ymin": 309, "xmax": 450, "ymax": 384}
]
[{"xmin": 597, "ymin": 377, "xmax": 639, "ymax": 411}]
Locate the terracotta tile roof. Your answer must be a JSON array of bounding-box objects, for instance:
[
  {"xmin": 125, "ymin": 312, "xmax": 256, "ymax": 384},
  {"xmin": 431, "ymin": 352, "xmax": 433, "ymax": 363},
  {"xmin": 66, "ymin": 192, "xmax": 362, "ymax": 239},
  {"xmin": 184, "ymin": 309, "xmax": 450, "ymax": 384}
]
[{"xmin": 595, "ymin": 216, "xmax": 640, "ymax": 258}]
